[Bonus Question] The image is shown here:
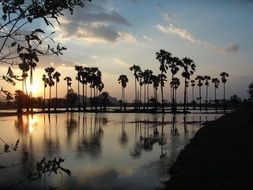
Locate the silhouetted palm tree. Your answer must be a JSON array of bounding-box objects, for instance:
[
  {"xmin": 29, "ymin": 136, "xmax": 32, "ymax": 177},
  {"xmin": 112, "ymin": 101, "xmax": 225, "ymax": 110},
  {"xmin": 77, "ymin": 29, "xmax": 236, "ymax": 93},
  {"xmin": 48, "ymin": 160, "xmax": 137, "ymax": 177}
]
[
  {"xmin": 42, "ymin": 74, "xmax": 48, "ymax": 111},
  {"xmin": 204, "ymin": 75, "xmax": 211, "ymax": 111},
  {"xmin": 64, "ymin": 77, "xmax": 72, "ymax": 111},
  {"xmin": 181, "ymin": 57, "xmax": 196, "ymax": 113},
  {"xmin": 118, "ymin": 75, "xmax": 129, "ymax": 111},
  {"xmin": 158, "ymin": 73, "xmax": 167, "ymax": 112},
  {"xmin": 151, "ymin": 74, "xmax": 160, "ymax": 112},
  {"xmin": 18, "ymin": 63, "xmax": 29, "ymax": 94},
  {"xmin": 170, "ymin": 77, "xmax": 180, "ymax": 109},
  {"xmin": 212, "ymin": 78, "xmax": 220, "ymax": 112},
  {"xmin": 75, "ymin": 66, "xmax": 83, "ymax": 111},
  {"xmin": 53, "ymin": 71, "xmax": 61, "ymax": 111},
  {"xmin": 45, "ymin": 67, "xmax": 55, "ymax": 112},
  {"xmin": 156, "ymin": 49, "xmax": 171, "ymax": 113},
  {"xmin": 80, "ymin": 67, "xmax": 89, "ymax": 111},
  {"xmin": 220, "ymin": 72, "xmax": 229, "ymax": 111},
  {"xmin": 142, "ymin": 69, "xmax": 153, "ymax": 110},
  {"xmin": 129, "ymin": 65, "xmax": 141, "ymax": 110},
  {"xmin": 190, "ymin": 80, "xmax": 196, "ymax": 109},
  {"xmin": 195, "ymin": 75, "xmax": 204, "ymax": 111}
]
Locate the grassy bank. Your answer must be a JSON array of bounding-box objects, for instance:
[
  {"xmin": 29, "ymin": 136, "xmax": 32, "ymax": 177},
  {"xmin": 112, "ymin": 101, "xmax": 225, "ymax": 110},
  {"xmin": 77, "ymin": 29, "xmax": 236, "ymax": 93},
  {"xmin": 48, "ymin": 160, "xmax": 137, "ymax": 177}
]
[{"xmin": 165, "ymin": 104, "xmax": 253, "ymax": 190}]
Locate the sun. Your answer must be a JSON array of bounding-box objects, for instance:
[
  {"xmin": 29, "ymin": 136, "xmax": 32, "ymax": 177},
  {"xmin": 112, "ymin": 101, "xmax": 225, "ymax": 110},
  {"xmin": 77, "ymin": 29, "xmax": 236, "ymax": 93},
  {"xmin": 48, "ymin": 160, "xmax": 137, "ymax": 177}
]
[{"xmin": 26, "ymin": 80, "xmax": 40, "ymax": 96}]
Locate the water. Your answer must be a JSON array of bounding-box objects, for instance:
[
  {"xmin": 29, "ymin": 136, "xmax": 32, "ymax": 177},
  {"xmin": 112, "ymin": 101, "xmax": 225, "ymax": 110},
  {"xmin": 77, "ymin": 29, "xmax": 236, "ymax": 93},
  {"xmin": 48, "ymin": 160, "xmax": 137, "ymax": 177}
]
[{"xmin": 0, "ymin": 112, "xmax": 222, "ymax": 190}]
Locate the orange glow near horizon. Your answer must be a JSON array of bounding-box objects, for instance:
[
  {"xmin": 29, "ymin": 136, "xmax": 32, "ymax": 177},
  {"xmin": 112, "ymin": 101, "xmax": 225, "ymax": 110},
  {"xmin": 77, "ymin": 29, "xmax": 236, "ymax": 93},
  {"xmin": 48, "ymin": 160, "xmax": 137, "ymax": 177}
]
[{"xmin": 26, "ymin": 80, "xmax": 41, "ymax": 96}]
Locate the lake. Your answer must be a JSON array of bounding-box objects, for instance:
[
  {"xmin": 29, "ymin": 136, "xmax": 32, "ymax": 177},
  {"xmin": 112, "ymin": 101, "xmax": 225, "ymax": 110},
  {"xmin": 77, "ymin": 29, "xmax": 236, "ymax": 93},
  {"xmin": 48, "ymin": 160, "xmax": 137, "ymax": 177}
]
[{"xmin": 0, "ymin": 112, "xmax": 222, "ymax": 190}]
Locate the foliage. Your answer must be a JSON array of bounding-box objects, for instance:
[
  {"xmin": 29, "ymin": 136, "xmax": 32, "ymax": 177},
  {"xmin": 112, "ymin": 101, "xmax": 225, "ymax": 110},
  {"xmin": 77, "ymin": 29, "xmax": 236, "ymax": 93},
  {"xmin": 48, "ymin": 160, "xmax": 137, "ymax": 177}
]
[{"xmin": 248, "ymin": 83, "xmax": 253, "ymax": 102}]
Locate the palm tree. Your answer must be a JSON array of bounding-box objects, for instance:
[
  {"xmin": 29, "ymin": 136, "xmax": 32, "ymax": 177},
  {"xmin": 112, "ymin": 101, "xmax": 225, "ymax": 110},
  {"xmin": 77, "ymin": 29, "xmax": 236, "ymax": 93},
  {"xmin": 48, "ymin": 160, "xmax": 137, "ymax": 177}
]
[
  {"xmin": 118, "ymin": 75, "xmax": 129, "ymax": 111},
  {"xmin": 195, "ymin": 75, "xmax": 204, "ymax": 111},
  {"xmin": 151, "ymin": 74, "xmax": 160, "ymax": 112},
  {"xmin": 204, "ymin": 75, "xmax": 211, "ymax": 112},
  {"xmin": 220, "ymin": 72, "xmax": 229, "ymax": 112},
  {"xmin": 190, "ymin": 80, "xmax": 196, "ymax": 109},
  {"xmin": 42, "ymin": 74, "xmax": 48, "ymax": 111},
  {"xmin": 142, "ymin": 69, "xmax": 153, "ymax": 110},
  {"xmin": 45, "ymin": 67, "xmax": 55, "ymax": 112},
  {"xmin": 170, "ymin": 77, "xmax": 180, "ymax": 109},
  {"xmin": 18, "ymin": 63, "xmax": 29, "ymax": 94},
  {"xmin": 212, "ymin": 78, "xmax": 220, "ymax": 112},
  {"xmin": 168, "ymin": 56, "xmax": 182, "ymax": 113},
  {"xmin": 64, "ymin": 77, "xmax": 72, "ymax": 111},
  {"xmin": 181, "ymin": 57, "xmax": 196, "ymax": 113},
  {"xmin": 158, "ymin": 73, "xmax": 167, "ymax": 113},
  {"xmin": 75, "ymin": 65, "xmax": 83, "ymax": 111},
  {"xmin": 53, "ymin": 71, "xmax": 61, "ymax": 111},
  {"xmin": 80, "ymin": 67, "xmax": 89, "ymax": 111},
  {"xmin": 129, "ymin": 65, "xmax": 141, "ymax": 110},
  {"xmin": 156, "ymin": 49, "xmax": 171, "ymax": 113}
]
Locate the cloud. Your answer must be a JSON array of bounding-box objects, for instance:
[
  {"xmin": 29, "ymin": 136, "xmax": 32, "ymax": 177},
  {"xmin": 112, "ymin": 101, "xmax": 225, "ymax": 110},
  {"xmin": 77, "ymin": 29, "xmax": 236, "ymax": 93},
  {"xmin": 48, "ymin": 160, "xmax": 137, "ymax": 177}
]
[
  {"xmin": 57, "ymin": 2, "xmax": 134, "ymax": 44},
  {"xmin": 219, "ymin": 43, "xmax": 239, "ymax": 53},
  {"xmin": 113, "ymin": 58, "xmax": 129, "ymax": 68},
  {"xmin": 156, "ymin": 24, "xmax": 201, "ymax": 44},
  {"xmin": 143, "ymin": 35, "xmax": 153, "ymax": 42},
  {"xmin": 161, "ymin": 12, "xmax": 181, "ymax": 22}
]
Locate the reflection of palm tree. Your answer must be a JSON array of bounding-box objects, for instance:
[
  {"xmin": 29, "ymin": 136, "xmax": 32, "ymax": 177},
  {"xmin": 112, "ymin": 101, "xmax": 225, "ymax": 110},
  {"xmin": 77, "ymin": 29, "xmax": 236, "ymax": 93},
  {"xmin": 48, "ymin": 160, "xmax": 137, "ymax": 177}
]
[
  {"xmin": 45, "ymin": 67, "xmax": 55, "ymax": 112},
  {"xmin": 220, "ymin": 72, "xmax": 229, "ymax": 112},
  {"xmin": 156, "ymin": 49, "xmax": 171, "ymax": 113},
  {"xmin": 64, "ymin": 77, "xmax": 72, "ymax": 111},
  {"xmin": 118, "ymin": 75, "xmax": 128, "ymax": 111},
  {"xmin": 204, "ymin": 75, "xmax": 211, "ymax": 111},
  {"xmin": 212, "ymin": 78, "xmax": 220, "ymax": 112},
  {"xmin": 195, "ymin": 75, "xmax": 204, "ymax": 111},
  {"xmin": 181, "ymin": 57, "xmax": 196, "ymax": 113},
  {"xmin": 129, "ymin": 65, "xmax": 141, "ymax": 110},
  {"xmin": 53, "ymin": 71, "xmax": 61, "ymax": 111}
]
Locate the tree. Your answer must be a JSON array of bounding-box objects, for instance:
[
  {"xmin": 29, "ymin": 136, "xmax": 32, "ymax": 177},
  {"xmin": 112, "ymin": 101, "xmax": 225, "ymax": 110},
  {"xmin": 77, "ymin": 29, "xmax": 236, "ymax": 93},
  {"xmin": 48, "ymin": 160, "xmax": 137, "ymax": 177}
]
[
  {"xmin": 204, "ymin": 75, "xmax": 211, "ymax": 111},
  {"xmin": 53, "ymin": 71, "xmax": 61, "ymax": 111},
  {"xmin": 212, "ymin": 78, "xmax": 220, "ymax": 112},
  {"xmin": 195, "ymin": 75, "xmax": 205, "ymax": 111},
  {"xmin": 156, "ymin": 49, "xmax": 171, "ymax": 113},
  {"xmin": 142, "ymin": 69, "xmax": 153, "ymax": 110},
  {"xmin": 129, "ymin": 65, "xmax": 141, "ymax": 110},
  {"xmin": 220, "ymin": 72, "xmax": 229, "ymax": 111},
  {"xmin": 170, "ymin": 77, "xmax": 180, "ymax": 109},
  {"xmin": 80, "ymin": 67, "xmax": 89, "ymax": 111},
  {"xmin": 118, "ymin": 75, "xmax": 129, "ymax": 111},
  {"xmin": 64, "ymin": 77, "xmax": 72, "ymax": 111},
  {"xmin": 248, "ymin": 83, "xmax": 253, "ymax": 103},
  {"xmin": 190, "ymin": 80, "xmax": 196, "ymax": 109},
  {"xmin": 75, "ymin": 66, "xmax": 83, "ymax": 111},
  {"xmin": 151, "ymin": 75, "xmax": 160, "ymax": 112},
  {"xmin": 42, "ymin": 74, "xmax": 48, "ymax": 111},
  {"xmin": 45, "ymin": 67, "xmax": 55, "ymax": 112},
  {"xmin": 0, "ymin": 0, "xmax": 90, "ymax": 113},
  {"xmin": 181, "ymin": 57, "xmax": 196, "ymax": 113},
  {"xmin": 229, "ymin": 95, "xmax": 241, "ymax": 108}
]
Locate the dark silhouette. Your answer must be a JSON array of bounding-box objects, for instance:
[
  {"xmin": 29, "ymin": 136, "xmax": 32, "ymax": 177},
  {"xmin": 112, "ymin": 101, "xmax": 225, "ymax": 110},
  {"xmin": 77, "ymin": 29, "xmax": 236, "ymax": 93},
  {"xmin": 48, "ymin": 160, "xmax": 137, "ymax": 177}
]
[
  {"xmin": 220, "ymin": 72, "xmax": 229, "ymax": 112},
  {"xmin": 204, "ymin": 75, "xmax": 211, "ymax": 112},
  {"xmin": 195, "ymin": 75, "xmax": 205, "ymax": 111},
  {"xmin": 212, "ymin": 78, "xmax": 220, "ymax": 112},
  {"xmin": 118, "ymin": 75, "xmax": 129, "ymax": 111},
  {"xmin": 53, "ymin": 71, "xmax": 61, "ymax": 111}
]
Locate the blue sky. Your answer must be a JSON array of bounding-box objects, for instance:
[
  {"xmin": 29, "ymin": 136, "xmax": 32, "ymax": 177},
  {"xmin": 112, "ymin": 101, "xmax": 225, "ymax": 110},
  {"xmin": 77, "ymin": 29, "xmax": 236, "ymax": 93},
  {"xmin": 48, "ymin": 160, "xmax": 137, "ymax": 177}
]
[{"xmin": 2, "ymin": 0, "xmax": 253, "ymax": 101}]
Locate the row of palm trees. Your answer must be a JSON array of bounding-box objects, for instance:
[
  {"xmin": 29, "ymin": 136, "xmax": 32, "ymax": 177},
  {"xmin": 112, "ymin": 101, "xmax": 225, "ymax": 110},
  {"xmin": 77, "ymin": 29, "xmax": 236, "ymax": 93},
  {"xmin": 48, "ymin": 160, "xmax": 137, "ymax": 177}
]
[
  {"xmin": 121, "ymin": 49, "xmax": 229, "ymax": 113},
  {"xmin": 42, "ymin": 66, "xmax": 104, "ymax": 112}
]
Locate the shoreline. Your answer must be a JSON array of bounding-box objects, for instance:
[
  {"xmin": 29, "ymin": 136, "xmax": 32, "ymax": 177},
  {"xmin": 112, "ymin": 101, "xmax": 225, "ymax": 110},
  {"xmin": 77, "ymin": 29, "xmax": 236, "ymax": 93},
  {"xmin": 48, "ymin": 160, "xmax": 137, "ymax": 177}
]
[{"xmin": 164, "ymin": 104, "xmax": 253, "ymax": 190}]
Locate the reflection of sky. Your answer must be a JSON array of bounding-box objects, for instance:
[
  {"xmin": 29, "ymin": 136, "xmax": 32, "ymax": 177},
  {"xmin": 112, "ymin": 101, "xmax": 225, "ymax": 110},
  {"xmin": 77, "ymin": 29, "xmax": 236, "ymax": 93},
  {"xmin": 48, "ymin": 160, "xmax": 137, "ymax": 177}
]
[{"xmin": 0, "ymin": 112, "xmax": 222, "ymax": 189}]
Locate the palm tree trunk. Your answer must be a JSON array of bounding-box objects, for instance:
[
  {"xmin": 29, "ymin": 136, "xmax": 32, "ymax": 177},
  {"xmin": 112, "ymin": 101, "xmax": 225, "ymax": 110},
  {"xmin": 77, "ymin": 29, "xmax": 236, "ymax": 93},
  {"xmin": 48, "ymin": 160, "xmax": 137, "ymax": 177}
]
[
  {"xmin": 223, "ymin": 83, "xmax": 226, "ymax": 112},
  {"xmin": 214, "ymin": 87, "xmax": 217, "ymax": 113},
  {"xmin": 199, "ymin": 86, "xmax": 202, "ymax": 111},
  {"xmin": 48, "ymin": 86, "xmax": 51, "ymax": 112},
  {"xmin": 29, "ymin": 68, "xmax": 33, "ymax": 113},
  {"xmin": 192, "ymin": 86, "xmax": 195, "ymax": 110},
  {"xmin": 147, "ymin": 84, "xmax": 149, "ymax": 110},
  {"xmin": 43, "ymin": 82, "xmax": 46, "ymax": 111},
  {"xmin": 55, "ymin": 82, "xmax": 58, "ymax": 111},
  {"xmin": 183, "ymin": 78, "xmax": 187, "ymax": 114},
  {"xmin": 134, "ymin": 78, "xmax": 137, "ymax": 110},
  {"xmin": 77, "ymin": 81, "xmax": 80, "ymax": 111},
  {"xmin": 82, "ymin": 83, "xmax": 85, "ymax": 111},
  {"xmin": 161, "ymin": 85, "xmax": 164, "ymax": 113},
  {"xmin": 121, "ymin": 86, "xmax": 123, "ymax": 110},
  {"xmin": 85, "ymin": 84, "xmax": 87, "ymax": 111}
]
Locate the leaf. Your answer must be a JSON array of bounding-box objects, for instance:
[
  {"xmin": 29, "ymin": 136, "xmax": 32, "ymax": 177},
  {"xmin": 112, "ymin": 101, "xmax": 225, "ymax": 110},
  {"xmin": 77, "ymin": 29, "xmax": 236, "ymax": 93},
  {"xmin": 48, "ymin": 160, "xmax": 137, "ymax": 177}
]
[
  {"xmin": 11, "ymin": 42, "xmax": 17, "ymax": 47},
  {"xmin": 60, "ymin": 167, "xmax": 71, "ymax": 176},
  {"xmin": 14, "ymin": 139, "xmax": 19, "ymax": 151},
  {"xmin": 32, "ymin": 29, "xmax": 45, "ymax": 35},
  {"xmin": 4, "ymin": 144, "xmax": 10, "ymax": 152}
]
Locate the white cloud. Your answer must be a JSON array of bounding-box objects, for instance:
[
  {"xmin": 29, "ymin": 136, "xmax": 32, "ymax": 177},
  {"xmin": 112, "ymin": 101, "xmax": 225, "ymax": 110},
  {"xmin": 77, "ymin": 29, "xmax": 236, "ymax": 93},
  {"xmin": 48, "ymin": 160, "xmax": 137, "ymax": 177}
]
[
  {"xmin": 143, "ymin": 35, "xmax": 153, "ymax": 42},
  {"xmin": 156, "ymin": 24, "xmax": 201, "ymax": 44},
  {"xmin": 113, "ymin": 58, "xmax": 129, "ymax": 68}
]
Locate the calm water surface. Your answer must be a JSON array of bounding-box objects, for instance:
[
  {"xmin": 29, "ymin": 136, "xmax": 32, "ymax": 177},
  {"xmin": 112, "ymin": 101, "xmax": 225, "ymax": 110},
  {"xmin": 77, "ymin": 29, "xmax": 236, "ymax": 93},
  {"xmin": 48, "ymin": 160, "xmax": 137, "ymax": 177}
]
[{"xmin": 0, "ymin": 112, "xmax": 222, "ymax": 190}]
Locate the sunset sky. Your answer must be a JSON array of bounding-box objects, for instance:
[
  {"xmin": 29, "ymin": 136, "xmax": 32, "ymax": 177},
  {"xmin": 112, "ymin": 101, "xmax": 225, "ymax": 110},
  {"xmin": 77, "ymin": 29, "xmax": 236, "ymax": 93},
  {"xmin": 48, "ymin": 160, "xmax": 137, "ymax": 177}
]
[{"xmin": 1, "ymin": 0, "xmax": 253, "ymax": 102}]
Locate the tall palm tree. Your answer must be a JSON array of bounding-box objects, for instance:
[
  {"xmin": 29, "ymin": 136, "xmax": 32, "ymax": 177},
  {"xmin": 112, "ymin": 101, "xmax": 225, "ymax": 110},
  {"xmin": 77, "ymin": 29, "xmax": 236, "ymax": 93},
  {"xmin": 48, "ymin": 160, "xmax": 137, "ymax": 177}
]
[
  {"xmin": 158, "ymin": 73, "xmax": 167, "ymax": 113},
  {"xmin": 190, "ymin": 80, "xmax": 196, "ymax": 109},
  {"xmin": 142, "ymin": 69, "xmax": 153, "ymax": 110},
  {"xmin": 118, "ymin": 75, "xmax": 129, "ymax": 111},
  {"xmin": 75, "ymin": 65, "xmax": 83, "ymax": 111},
  {"xmin": 45, "ymin": 67, "xmax": 55, "ymax": 112},
  {"xmin": 53, "ymin": 71, "xmax": 61, "ymax": 111},
  {"xmin": 204, "ymin": 75, "xmax": 211, "ymax": 111},
  {"xmin": 64, "ymin": 77, "xmax": 72, "ymax": 111},
  {"xmin": 212, "ymin": 78, "xmax": 220, "ymax": 112},
  {"xmin": 181, "ymin": 57, "xmax": 196, "ymax": 113},
  {"xmin": 168, "ymin": 56, "xmax": 182, "ymax": 113},
  {"xmin": 18, "ymin": 63, "xmax": 29, "ymax": 94},
  {"xmin": 129, "ymin": 65, "xmax": 141, "ymax": 110},
  {"xmin": 195, "ymin": 75, "xmax": 204, "ymax": 111},
  {"xmin": 42, "ymin": 74, "xmax": 48, "ymax": 111},
  {"xmin": 151, "ymin": 74, "xmax": 160, "ymax": 112},
  {"xmin": 156, "ymin": 49, "xmax": 171, "ymax": 113},
  {"xmin": 170, "ymin": 77, "xmax": 180, "ymax": 109},
  {"xmin": 220, "ymin": 72, "xmax": 229, "ymax": 112},
  {"xmin": 80, "ymin": 67, "xmax": 89, "ymax": 111}
]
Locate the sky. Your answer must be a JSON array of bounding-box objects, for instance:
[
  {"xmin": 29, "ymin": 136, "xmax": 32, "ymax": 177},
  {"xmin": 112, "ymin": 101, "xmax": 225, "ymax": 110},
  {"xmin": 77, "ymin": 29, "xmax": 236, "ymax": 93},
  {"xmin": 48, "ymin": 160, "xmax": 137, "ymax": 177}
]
[{"xmin": 1, "ymin": 0, "xmax": 253, "ymax": 102}]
